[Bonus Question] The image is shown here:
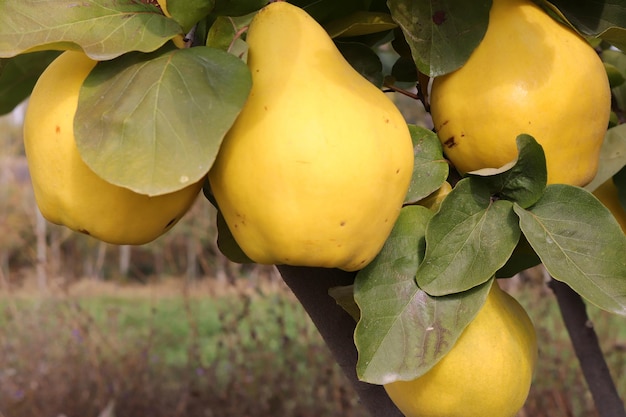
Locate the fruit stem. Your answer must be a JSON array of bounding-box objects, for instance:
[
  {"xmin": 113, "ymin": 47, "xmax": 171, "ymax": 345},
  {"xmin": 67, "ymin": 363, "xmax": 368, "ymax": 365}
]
[
  {"xmin": 278, "ymin": 265, "xmax": 404, "ymax": 417},
  {"xmin": 227, "ymin": 18, "xmax": 249, "ymax": 56},
  {"xmin": 549, "ymin": 278, "xmax": 626, "ymax": 417},
  {"xmin": 382, "ymin": 82, "xmax": 420, "ymax": 100}
]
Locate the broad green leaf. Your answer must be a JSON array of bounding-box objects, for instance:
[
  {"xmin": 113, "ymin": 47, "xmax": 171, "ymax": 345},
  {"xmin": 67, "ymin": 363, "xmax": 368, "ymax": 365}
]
[
  {"xmin": 163, "ymin": 0, "xmax": 215, "ymax": 32},
  {"xmin": 354, "ymin": 206, "xmax": 491, "ymax": 383},
  {"xmin": 206, "ymin": 17, "xmax": 238, "ymax": 51},
  {"xmin": 495, "ymin": 234, "xmax": 541, "ymax": 278},
  {"xmin": 404, "ymin": 125, "xmax": 449, "ymax": 204},
  {"xmin": 289, "ymin": 0, "xmax": 368, "ymax": 24},
  {"xmin": 515, "ymin": 185, "xmax": 626, "ymax": 315},
  {"xmin": 328, "ymin": 285, "xmax": 361, "ymax": 322},
  {"xmin": 387, "ymin": 0, "xmax": 491, "ymax": 76},
  {"xmin": 216, "ymin": 209, "xmax": 254, "ymax": 264},
  {"xmin": 467, "ymin": 135, "xmax": 547, "ymax": 208},
  {"xmin": 205, "ymin": 15, "xmax": 250, "ymax": 58},
  {"xmin": 75, "ymin": 46, "xmax": 251, "ymax": 196},
  {"xmin": 585, "ymin": 124, "xmax": 626, "ymax": 192},
  {"xmin": 603, "ymin": 49, "xmax": 626, "ymax": 112},
  {"xmin": 201, "ymin": 178, "xmax": 218, "ymax": 207},
  {"xmin": 0, "ymin": 51, "xmax": 61, "ymax": 115},
  {"xmin": 542, "ymin": 1, "xmax": 626, "ymax": 50},
  {"xmin": 391, "ymin": 27, "xmax": 412, "ymax": 58},
  {"xmin": 615, "ymin": 166, "xmax": 626, "ymax": 208},
  {"xmin": 416, "ymin": 178, "xmax": 521, "ymax": 296},
  {"xmin": 391, "ymin": 56, "xmax": 419, "ymax": 83},
  {"xmin": 605, "ymin": 62, "xmax": 626, "ymax": 89},
  {"xmin": 336, "ymin": 42, "xmax": 383, "ymax": 87},
  {"xmin": 325, "ymin": 11, "xmax": 397, "ymax": 38},
  {"xmin": 0, "ymin": 0, "xmax": 183, "ymax": 60},
  {"xmin": 211, "ymin": 0, "xmax": 267, "ymax": 17},
  {"xmin": 202, "ymin": 179, "xmax": 252, "ymax": 263}
]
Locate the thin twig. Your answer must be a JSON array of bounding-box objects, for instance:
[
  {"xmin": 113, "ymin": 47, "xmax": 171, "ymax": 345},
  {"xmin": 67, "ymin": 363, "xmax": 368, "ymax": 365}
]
[
  {"xmin": 549, "ymin": 277, "xmax": 626, "ymax": 417},
  {"xmin": 382, "ymin": 83, "xmax": 420, "ymax": 100}
]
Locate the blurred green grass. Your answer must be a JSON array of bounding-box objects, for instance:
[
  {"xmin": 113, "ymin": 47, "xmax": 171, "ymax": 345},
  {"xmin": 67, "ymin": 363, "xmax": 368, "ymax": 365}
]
[
  {"xmin": 0, "ymin": 279, "xmax": 367, "ymax": 417},
  {"xmin": 1, "ymin": 275, "xmax": 626, "ymax": 417}
]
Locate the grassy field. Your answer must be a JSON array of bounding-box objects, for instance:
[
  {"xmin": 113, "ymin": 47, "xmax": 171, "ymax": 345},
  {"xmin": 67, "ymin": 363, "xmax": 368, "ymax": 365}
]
[{"xmin": 1, "ymin": 272, "xmax": 626, "ymax": 417}]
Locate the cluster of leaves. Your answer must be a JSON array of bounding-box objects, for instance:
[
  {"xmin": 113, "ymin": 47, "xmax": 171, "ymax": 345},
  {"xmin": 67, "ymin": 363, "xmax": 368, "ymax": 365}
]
[
  {"xmin": 2, "ymin": 0, "xmax": 626, "ymax": 389},
  {"xmin": 352, "ymin": 132, "xmax": 626, "ymax": 384}
]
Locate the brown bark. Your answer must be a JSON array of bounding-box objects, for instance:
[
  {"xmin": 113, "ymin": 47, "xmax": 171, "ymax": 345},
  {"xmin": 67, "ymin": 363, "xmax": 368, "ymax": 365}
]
[{"xmin": 278, "ymin": 266, "xmax": 403, "ymax": 417}]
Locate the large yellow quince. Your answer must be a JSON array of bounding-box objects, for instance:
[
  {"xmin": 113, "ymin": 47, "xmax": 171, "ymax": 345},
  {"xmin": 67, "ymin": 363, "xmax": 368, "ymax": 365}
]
[
  {"xmin": 384, "ymin": 281, "xmax": 537, "ymax": 417},
  {"xmin": 24, "ymin": 51, "xmax": 203, "ymax": 245},
  {"xmin": 430, "ymin": 0, "xmax": 610, "ymax": 186},
  {"xmin": 208, "ymin": 2, "xmax": 414, "ymax": 271},
  {"xmin": 593, "ymin": 178, "xmax": 626, "ymax": 233}
]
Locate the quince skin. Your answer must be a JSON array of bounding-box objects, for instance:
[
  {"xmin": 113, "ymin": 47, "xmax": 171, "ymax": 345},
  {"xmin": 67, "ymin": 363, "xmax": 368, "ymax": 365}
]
[
  {"xmin": 384, "ymin": 281, "xmax": 537, "ymax": 417},
  {"xmin": 208, "ymin": 2, "xmax": 413, "ymax": 271},
  {"xmin": 430, "ymin": 0, "xmax": 610, "ymax": 186},
  {"xmin": 24, "ymin": 51, "xmax": 203, "ymax": 245}
]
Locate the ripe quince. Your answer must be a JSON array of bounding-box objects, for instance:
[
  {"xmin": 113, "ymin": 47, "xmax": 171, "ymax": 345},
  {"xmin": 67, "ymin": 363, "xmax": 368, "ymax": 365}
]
[
  {"xmin": 384, "ymin": 281, "xmax": 537, "ymax": 417},
  {"xmin": 430, "ymin": 0, "xmax": 610, "ymax": 186},
  {"xmin": 24, "ymin": 51, "xmax": 203, "ymax": 245},
  {"xmin": 208, "ymin": 2, "xmax": 414, "ymax": 271},
  {"xmin": 593, "ymin": 178, "xmax": 626, "ymax": 233}
]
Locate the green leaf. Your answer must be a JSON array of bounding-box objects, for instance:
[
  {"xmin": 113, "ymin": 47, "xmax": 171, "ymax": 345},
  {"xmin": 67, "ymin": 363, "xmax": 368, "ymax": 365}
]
[
  {"xmin": 0, "ymin": 51, "xmax": 61, "ymax": 115},
  {"xmin": 205, "ymin": 15, "xmax": 250, "ymax": 58},
  {"xmin": 391, "ymin": 27, "xmax": 412, "ymax": 58},
  {"xmin": 585, "ymin": 124, "xmax": 626, "ymax": 192},
  {"xmin": 202, "ymin": 178, "xmax": 252, "ymax": 263},
  {"xmin": 211, "ymin": 0, "xmax": 267, "ymax": 17},
  {"xmin": 336, "ymin": 42, "xmax": 383, "ymax": 87},
  {"xmin": 387, "ymin": 0, "xmax": 491, "ymax": 76},
  {"xmin": 416, "ymin": 178, "xmax": 521, "ymax": 296},
  {"xmin": 325, "ymin": 11, "xmax": 397, "ymax": 38},
  {"xmin": 354, "ymin": 205, "xmax": 491, "ymax": 383},
  {"xmin": 289, "ymin": 0, "xmax": 368, "ymax": 25},
  {"xmin": 605, "ymin": 62, "xmax": 626, "ymax": 89},
  {"xmin": 515, "ymin": 185, "xmax": 626, "ymax": 315},
  {"xmin": 391, "ymin": 56, "xmax": 419, "ymax": 83},
  {"xmin": 328, "ymin": 285, "xmax": 360, "ymax": 322},
  {"xmin": 404, "ymin": 125, "xmax": 449, "ymax": 204},
  {"xmin": 206, "ymin": 17, "xmax": 237, "ymax": 50},
  {"xmin": 467, "ymin": 135, "xmax": 547, "ymax": 209},
  {"xmin": 75, "ymin": 46, "xmax": 251, "ymax": 196},
  {"xmin": 541, "ymin": 0, "xmax": 626, "ymax": 50},
  {"xmin": 163, "ymin": 0, "xmax": 215, "ymax": 32},
  {"xmin": 495, "ymin": 234, "xmax": 541, "ymax": 278},
  {"xmin": 0, "ymin": 0, "xmax": 183, "ymax": 60},
  {"xmin": 603, "ymin": 49, "xmax": 626, "ymax": 112},
  {"xmin": 615, "ymin": 166, "xmax": 626, "ymax": 209},
  {"xmin": 216, "ymin": 209, "xmax": 254, "ymax": 264}
]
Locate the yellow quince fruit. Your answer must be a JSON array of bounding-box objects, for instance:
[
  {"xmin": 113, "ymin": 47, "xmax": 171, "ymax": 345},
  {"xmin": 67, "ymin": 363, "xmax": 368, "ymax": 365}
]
[
  {"xmin": 593, "ymin": 178, "xmax": 626, "ymax": 233},
  {"xmin": 208, "ymin": 2, "xmax": 414, "ymax": 271},
  {"xmin": 384, "ymin": 281, "xmax": 537, "ymax": 417},
  {"xmin": 430, "ymin": 0, "xmax": 610, "ymax": 186},
  {"xmin": 417, "ymin": 181, "xmax": 452, "ymax": 212},
  {"xmin": 24, "ymin": 51, "xmax": 203, "ymax": 245}
]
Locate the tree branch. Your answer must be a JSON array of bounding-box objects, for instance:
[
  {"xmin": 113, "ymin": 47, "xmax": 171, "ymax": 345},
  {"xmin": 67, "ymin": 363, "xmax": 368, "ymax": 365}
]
[
  {"xmin": 277, "ymin": 265, "xmax": 403, "ymax": 417},
  {"xmin": 548, "ymin": 278, "xmax": 626, "ymax": 417}
]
